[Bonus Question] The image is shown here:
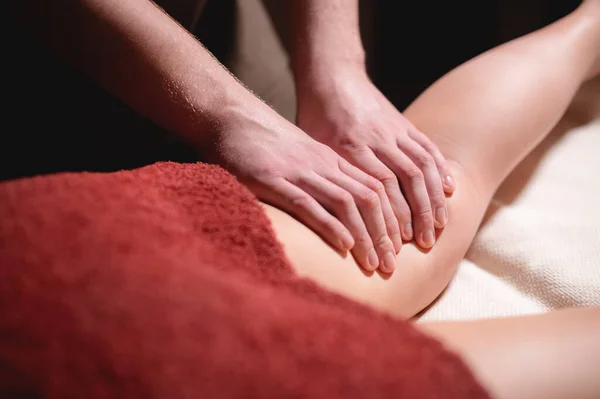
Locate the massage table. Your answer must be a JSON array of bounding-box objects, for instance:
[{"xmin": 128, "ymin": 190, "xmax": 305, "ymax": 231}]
[{"xmin": 420, "ymin": 78, "xmax": 600, "ymax": 321}]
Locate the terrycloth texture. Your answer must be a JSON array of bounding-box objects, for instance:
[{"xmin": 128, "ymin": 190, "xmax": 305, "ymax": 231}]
[
  {"xmin": 420, "ymin": 78, "xmax": 600, "ymax": 321},
  {"xmin": 0, "ymin": 162, "xmax": 488, "ymax": 398}
]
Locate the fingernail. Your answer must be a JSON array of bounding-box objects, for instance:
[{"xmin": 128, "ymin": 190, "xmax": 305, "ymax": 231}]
[
  {"xmin": 421, "ymin": 230, "xmax": 435, "ymax": 248},
  {"xmin": 367, "ymin": 248, "xmax": 379, "ymax": 270},
  {"xmin": 392, "ymin": 233, "xmax": 403, "ymax": 252},
  {"xmin": 444, "ymin": 175, "xmax": 456, "ymax": 191},
  {"xmin": 340, "ymin": 231, "xmax": 354, "ymax": 250},
  {"xmin": 435, "ymin": 207, "xmax": 448, "ymax": 227},
  {"xmin": 382, "ymin": 251, "xmax": 396, "ymax": 273},
  {"xmin": 403, "ymin": 224, "xmax": 413, "ymax": 240}
]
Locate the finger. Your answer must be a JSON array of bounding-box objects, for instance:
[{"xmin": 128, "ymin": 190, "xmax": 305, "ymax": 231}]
[
  {"xmin": 297, "ymin": 173, "xmax": 379, "ymax": 272},
  {"xmin": 329, "ymin": 172, "xmax": 396, "ymax": 272},
  {"xmin": 399, "ymin": 139, "xmax": 447, "ymax": 233},
  {"xmin": 381, "ymin": 148, "xmax": 435, "ymax": 249},
  {"xmin": 329, "ymin": 164, "xmax": 397, "ymax": 273},
  {"xmin": 360, "ymin": 148, "xmax": 414, "ymax": 242},
  {"xmin": 258, "ymin": 178, "xmax": 355, "ymax": 252},
  {"xmin": 408, "ymin": 129, "xmax": 456, "ymax": 194},
  {"xmin": 339, "ymin": 154, "xmax": 403, "ymax": 253}
]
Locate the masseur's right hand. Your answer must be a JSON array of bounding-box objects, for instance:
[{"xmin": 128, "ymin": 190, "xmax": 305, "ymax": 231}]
[
  {"xmin": 19, "ymin": 0, "xmax": 398, "ymax": 272},
  {"xmin": 205, "ymin": 104, "xmax": 400, "ymax": 273}
]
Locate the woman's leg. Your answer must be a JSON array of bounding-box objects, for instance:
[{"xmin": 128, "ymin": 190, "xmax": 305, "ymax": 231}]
[
  {"xmin": 419, "ymin": 306, "xmax": 600, "ymax": 399},
  {"xmin": 263, "ymin": 0, "xmax": 600, "ymax": 317}
]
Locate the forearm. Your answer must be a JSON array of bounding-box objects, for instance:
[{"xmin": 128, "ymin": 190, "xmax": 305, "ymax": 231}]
[
  {"xmin": 290, "ymin": 0, "xmax": 366, "ymax": 87},
  {"xmin": 14, "ymin": 0, "xmax": 259, "ymax": 148}
]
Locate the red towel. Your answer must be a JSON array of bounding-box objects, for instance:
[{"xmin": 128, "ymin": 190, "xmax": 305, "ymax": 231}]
[{"xmin": 0, "ymin": 162, "xmax": 488, "ymax": 398}]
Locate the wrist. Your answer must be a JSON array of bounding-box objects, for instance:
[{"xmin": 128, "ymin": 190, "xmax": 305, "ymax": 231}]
[
  {"xmin": 294, "ymin": 62, "xmax": 368, "ymax": 105},
  {"xmin": 192, "ymin": 90, "xmax": 281, "ymax": 152},
  {"xmin": 292, "ymin": 40, "xmax": 367, "ymax": 92}
]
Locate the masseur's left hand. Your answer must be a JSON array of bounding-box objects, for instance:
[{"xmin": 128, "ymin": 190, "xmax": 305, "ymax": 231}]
[{"xmin": 296, "ymin": 66, "xmax": 455, "ymax": 250}]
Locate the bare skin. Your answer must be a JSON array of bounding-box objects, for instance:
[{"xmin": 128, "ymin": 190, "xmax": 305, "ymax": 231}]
[
  {"xmin": 14, "ymin": 0, "xmax": 420, "ymax": 273},
  {"xmin": 423, "ymin": 307, "xmax": 600, "ymax": 399},
  {"xmin": 263, "ymin": 1, "xmax": 600, "ymax": 397},
  {"xmin": 289, "ymin": 0, "xmax": 455, "ymax": 252},
  {"xmin": 264, "ymin": 0, "xmax": 600, "ymax": 319},
  {"xmin": 15, "ymin": 1, "xmax": 599, "ymax": 396}
]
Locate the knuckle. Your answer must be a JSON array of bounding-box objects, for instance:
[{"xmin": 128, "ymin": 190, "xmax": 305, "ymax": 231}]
[
  {"xmin": 357, "ymin": 231, "xmax": 372, "ymax": 247},
  {"xmin": 414, "ymin": 152, "xmax": 434, "ymax": 168},
  {"xmin": 373, "ymin": 233, "xmax": 390, "ymax": 248},
  {"xmin": 337, "ymin": 136, "xmax": 362, "ymax": 152},
  {"xmin": 384, "ymin": 212, "xmax": 399, "ymax": 226},
  {"xmin": 333, "ymin": 190, "xmax": 354, "ymax": 208},
  {"xmin": 290, "ymin": 194, "xmax": 312, "ymax": 209},
  {"xmin": 404, "ymin": 168, "xmax": 424, "ymax": 184},
  {"xmin": 373, "ymin": 169, "xmax": 396, "ymax": 184},
  {"xmin": 366, "ymin": 176, "xmax": 386, "ymax": 193},
  {"xmin": 385, "ymin": 218, "xmax": 401, "ymax": 235},
  {"xmin": 417, "ymin": 209, "xmax": 434, "ymax": 224},
  {"xmin": 419, "ymin": 208, "xmax": 433, "ymax": 218},
  {"xmin": 358, "ymin": 189, "xmax": 380, "ymax": 210},
  {"xmin": 254, "ymin": 164, "xmax": 279, "ymax": 181},
  {"xmin": 373, "ymin": 179, "xmax": 386, "ymax": 194}
]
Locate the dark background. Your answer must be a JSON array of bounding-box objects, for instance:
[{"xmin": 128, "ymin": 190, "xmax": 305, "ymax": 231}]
[
  {"xmin": 197, "ymin": 0, "xmax": 580, "ymax": 108},
  {"xmin": 369, "ymin": 1, "xmax": 579, "ymax": 109},
  {"xmin": 3, "ymin": 0, "xmax": 581, "ymax": 181}
]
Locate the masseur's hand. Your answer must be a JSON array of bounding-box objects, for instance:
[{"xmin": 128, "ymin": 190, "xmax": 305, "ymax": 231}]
[
  {"xmin": 296, "ymin": 67, "xmax": 455, "ymax": 250},
  {"xmin": 206, "ymin": 103, "xmax": 400, "ymax": 273},
  {"xmin": 25, "ymin": 0, "xmax": 399, "ymax": 273}
]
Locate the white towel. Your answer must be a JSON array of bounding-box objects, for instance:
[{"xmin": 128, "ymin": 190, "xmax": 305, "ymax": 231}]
[{"xmin": 420, "ymin": 78, "xmax": 600, "ymax": 321}]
